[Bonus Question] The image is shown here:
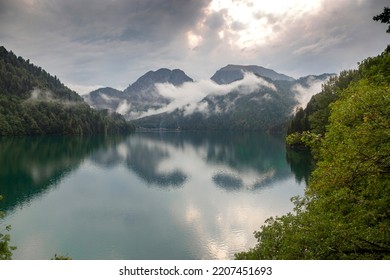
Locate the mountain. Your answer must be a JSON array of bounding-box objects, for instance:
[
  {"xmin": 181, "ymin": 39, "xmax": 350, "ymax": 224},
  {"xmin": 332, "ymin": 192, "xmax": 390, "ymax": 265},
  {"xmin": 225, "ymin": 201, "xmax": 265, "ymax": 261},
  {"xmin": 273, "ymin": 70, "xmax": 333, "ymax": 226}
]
[
  {"xmin": 133, "ymin": 73, "xmax": 333, "ymax": 132},
  {"xmin": 85, "ymin": 68, "xmax": 193, "ymax": 119},
  {"xmin": 0, "ymin": 46, "xmax": 134, "ymax": 135},
  {"xmin": 84, "ymin": 87, "xmax": 124, "ymax": 112},
  {"xmin": 294, "ymin": 73, "xmax": 336, "ymax": 87},
  {"xmin": 211, "ymin": 64, "xmax": 295, "ymax": 84},
  {"xmin": 124, "ymin": 68, "xmax": 193, "ymax": 94},
  {"xmin": 84, "ymin": 63, "xmax": 332, "ymax": 132},
  {"xmin": 132, "ymin": 75, "xmax": 292, "ymax": 131}
]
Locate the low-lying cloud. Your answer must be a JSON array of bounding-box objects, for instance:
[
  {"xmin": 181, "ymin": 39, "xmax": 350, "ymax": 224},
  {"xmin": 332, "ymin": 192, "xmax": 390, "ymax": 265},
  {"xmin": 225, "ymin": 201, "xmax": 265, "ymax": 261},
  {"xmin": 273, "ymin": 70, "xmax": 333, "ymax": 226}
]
[
  {"xmin": 26, "ymin": 87, "xmax": 83, "ymax": 107},
  {"xmin": 28, "ymin": 88, "xmax": 54, "ymax": 101},
  {"xmin": 292, "ymin": 75, "xmax": 332, "ymax": 110},
  {"xmin": 135, "ymin": 72, "xmax": 276, "ymax": 118},
  {"xmin": 116, "ymin": 100, "xmax": 132, "ymax": 115}
]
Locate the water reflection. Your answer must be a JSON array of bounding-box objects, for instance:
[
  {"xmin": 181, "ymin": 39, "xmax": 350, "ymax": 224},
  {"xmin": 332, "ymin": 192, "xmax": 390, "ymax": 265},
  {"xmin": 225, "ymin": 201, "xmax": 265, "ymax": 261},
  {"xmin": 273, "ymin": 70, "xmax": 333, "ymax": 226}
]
[
  {"xmin": 91, "ymin": 131, "xmax": 290, "ymax": 190},
  {"xmin": 213, "ymin": 173, "xmax": 243, "ymax": 190},
  {"xmin": 1, "ymin": 132, "xmax": 311, "ymax": 259},
  {"xmin": 0, "ymin": 134, "xmax": 192, "ymax": 213},
  {"xmin": 0, "ymin": 132, "xmax": 312, "ymax": 211},
  {"xmin": 285, "ymin": 147, "xmax": 314, "ymax": 184},
  {"xmin": 124, "ymin": 136, "xmax": 188, "ymax": 187},
  {"xmin": 0, "ymin": 136, "xmax": 123, "ymax": 213}
]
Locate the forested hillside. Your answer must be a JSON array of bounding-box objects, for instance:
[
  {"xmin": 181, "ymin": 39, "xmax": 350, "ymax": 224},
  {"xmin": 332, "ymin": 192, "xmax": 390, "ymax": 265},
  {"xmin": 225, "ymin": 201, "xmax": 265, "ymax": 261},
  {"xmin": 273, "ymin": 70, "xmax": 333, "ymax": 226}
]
[
  {"xmin": 236, "ymin": 46, "xmax": 390, "ymax": 259},
  {"xmin": 132, "ymin": 76, "xmax": 298, "ymax": 132},
  {"xmin": 0, "ymin": 46, "xmax": 134, "ymax": 135},
  {"xmin": 286, "ymin": 71, "xmax": 366, "ymax": 151},
  {"xmin": 131, "ymin": 73, "xmax": 333, "ymax": 132}
]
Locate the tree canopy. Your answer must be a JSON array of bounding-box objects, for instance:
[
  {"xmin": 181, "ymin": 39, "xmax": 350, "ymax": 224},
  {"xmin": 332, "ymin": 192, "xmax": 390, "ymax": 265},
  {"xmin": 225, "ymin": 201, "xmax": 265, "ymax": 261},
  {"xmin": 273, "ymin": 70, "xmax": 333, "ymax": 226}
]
[
  {"xmin": 0, "ymin": 46, "xmax": 135, "ymax": 136},
  {"xmin": 373, "ymin": 7, "xmax": 390, "ymax": 33},
  {"xmin": 236, "ymin": 47, "xmax": 390, "ymax": 260},
  {"xmin": 0, "ymin": 195, "xmax": 16, "ymax": 260}
]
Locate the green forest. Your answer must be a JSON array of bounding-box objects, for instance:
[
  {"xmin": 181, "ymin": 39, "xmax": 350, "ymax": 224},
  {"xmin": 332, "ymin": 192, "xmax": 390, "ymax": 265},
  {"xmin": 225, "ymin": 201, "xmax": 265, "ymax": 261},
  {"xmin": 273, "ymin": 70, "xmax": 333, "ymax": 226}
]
[
  {"xmin": 1, "ymin": 8, "xmax": 390, "ymax": 260},
  {"xmin": 0, "ymin": 46, "xmax": 134, "ymax": 136},
  {"xmin": 2, "ymin": 48, "xmax": 390, "ymax": 260},
  {"xmin": 236, "ymin": 46, "xmax": 390, "ymax": 259}
]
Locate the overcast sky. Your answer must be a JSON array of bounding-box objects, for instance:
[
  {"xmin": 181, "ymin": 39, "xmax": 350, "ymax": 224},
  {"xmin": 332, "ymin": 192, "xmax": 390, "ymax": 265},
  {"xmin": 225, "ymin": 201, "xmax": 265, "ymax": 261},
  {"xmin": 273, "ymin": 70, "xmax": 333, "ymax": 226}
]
[{"xmin": 0, "ymin": 0, "xmax": 389, "ymax": 94}]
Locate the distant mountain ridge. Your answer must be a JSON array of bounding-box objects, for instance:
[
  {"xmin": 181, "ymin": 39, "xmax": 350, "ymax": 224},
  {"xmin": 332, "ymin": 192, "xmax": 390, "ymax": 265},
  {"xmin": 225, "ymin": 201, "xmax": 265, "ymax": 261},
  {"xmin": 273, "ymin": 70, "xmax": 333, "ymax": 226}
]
[
  {"xmin": 84, "ymin": 64, "xmax": 333, "ymax": 132},
  {"xmin": 131, "ymin": 72, "xmax": 333, "ymax": 132},
  {"xmin": 211, "ymin": 64, "xmax": 295, "ymax": 84}
]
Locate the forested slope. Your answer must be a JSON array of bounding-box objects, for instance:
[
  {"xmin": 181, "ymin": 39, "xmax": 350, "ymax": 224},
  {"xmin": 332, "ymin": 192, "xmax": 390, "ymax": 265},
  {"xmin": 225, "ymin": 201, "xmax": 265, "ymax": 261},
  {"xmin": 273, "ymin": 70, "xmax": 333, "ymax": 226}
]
[
  {"xmin": 0, "ymin": 46, "xmax": 134, "ymax": 135},
  {"xmin": 236, "ymin": 46, "xmax": 390, "ymax": 259}
]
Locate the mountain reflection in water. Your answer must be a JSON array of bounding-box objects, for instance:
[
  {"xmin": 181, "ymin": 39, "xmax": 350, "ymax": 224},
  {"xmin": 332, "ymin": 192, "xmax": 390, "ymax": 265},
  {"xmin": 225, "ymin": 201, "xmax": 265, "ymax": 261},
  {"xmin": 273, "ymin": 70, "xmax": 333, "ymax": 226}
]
[{"xmin": 0, "ymin": 131, "xmax": 311, "ymax": 259}]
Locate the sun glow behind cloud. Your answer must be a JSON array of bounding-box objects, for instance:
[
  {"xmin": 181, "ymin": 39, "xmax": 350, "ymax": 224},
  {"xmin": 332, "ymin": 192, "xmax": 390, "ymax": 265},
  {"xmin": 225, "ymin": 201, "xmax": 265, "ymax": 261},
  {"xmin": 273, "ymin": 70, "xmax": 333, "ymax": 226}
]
[
  {"xmin": 187, "ymin": 30, "xmax": 203, "ymax": 49},
  {"xmin": 189, "ymin": 0, "xmax": 323, "ymax": 50}
]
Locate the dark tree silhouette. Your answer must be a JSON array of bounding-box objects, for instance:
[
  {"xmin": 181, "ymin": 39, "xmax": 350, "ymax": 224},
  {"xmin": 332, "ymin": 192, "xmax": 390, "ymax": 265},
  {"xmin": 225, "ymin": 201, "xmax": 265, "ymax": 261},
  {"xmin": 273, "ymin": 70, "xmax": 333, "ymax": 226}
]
[{"xmin": 373, "ymin": 7, "xmax": 390, "ymax": 33}]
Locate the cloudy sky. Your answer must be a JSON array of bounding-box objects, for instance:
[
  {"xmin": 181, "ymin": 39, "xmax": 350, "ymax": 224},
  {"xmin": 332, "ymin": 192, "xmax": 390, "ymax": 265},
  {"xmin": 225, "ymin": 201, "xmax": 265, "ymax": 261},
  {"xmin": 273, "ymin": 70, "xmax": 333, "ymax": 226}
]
[{"xmin": 0, "ymin": 0, "xmax": 389, "ymax": 94}]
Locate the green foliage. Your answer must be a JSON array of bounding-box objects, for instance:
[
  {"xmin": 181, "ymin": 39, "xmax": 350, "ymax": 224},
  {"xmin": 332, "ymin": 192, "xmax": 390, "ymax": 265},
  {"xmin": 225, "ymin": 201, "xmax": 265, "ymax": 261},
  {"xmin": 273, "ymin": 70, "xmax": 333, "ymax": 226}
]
[
  {"xmin": 285, "ymin": 131, "xmax": 322, "ymax": 160},
  {"xmin": 236, "ymin": 49, "xmax": 390, "ymax": 260},
  {"xmin": 285, "ymin": 132, "xmax": 303, "ymax": 146},
  {"xmin": 287, "ymin": 46, "xmax": 389, "ymax": 143},
  {"xmin": 373, "ymin": 7, "xmax": 390, "ymax": 33},
  {"xmin": 0, "ymin": 195, "xmax": 16, "ymax": 260},
  {"xmin": 287, "ymin": 69, "xmax": 360, "ymax": 138},
  {"xmin": 0, "ymin": 46, "xmax": 135, "ymax": 136}
]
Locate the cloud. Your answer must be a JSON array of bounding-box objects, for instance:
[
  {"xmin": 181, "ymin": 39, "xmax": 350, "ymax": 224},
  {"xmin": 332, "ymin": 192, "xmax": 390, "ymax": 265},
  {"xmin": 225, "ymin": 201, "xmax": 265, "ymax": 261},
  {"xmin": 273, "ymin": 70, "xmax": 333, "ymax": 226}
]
[
  {"xmin": 116, "ymin": 100, "xmax": 132, "ymax": 115},
  {"xmin": 186, "ymin": 0, "xmax": 389, "ymax": 78},
  {"xmin": 136, "ymin": 72, "xmax": 276, "ymax": 118},
  {"xmin": 0, "ymin": 0, "xmax": 388, "ymax": 93},
  {"xmin": 28, "ymin": 88, "xmax": 53, "ymax": 101},
  {"xmin": 0, "ymin": 0, "xmax": 210, "ymax": 87},
  {"xmin": 292, "ymin": 76, "xmax": 331, "ymax": 109},
  {"xmin": 24, "ymin": 87, "xmax": 81, "ymax": 107}
]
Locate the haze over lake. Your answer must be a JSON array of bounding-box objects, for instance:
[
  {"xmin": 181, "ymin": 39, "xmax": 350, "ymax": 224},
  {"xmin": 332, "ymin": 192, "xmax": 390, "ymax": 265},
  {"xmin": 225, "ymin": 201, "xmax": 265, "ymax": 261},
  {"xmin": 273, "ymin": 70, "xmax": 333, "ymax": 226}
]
[{"xmin": 0, "ymin": 131, "xmax": 311, "ymax": 259}]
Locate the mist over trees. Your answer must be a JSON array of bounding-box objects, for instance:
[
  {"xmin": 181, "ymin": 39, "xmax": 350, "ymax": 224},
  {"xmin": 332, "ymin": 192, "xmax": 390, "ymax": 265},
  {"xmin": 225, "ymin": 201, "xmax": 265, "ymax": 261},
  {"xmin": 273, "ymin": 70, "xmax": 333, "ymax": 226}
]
[
  {"xmin": 2, "ymin": 6, "xmax": 390, "ymax": 260},
  {"xmin": 0, "ymin": 46, "xmax": 134, "ymax": 136}
]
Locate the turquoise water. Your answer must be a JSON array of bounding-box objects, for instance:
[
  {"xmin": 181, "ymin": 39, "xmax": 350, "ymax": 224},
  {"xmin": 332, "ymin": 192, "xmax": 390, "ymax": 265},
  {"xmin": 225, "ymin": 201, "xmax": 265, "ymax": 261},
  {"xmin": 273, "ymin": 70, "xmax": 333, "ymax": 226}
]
[{"xmin": 0, "ymin": 131, "xmax": 310, "ymax": 259}]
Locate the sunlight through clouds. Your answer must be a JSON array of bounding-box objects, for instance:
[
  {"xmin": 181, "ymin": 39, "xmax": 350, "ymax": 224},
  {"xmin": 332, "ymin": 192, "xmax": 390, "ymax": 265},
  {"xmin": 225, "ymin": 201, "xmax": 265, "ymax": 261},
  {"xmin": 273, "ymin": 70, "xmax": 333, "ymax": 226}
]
[
  {"xmin": 187, "ymin": 30, "xmax": 203, "ymax": 49},
  {"xmin": 1, "ymin": 0, "xmax": 388, "ymax": 90},
  {"xmin": 204, "ymin": 0, "xmax": 323, "ymax": 49}
]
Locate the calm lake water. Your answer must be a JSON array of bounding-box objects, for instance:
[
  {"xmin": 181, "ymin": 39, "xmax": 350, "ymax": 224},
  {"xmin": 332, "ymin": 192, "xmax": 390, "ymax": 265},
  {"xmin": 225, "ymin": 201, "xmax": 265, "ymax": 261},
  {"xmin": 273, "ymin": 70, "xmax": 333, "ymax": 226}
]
[{"xmin": 0, "ymin": 131, "xmax": 312, "ymax": 259}]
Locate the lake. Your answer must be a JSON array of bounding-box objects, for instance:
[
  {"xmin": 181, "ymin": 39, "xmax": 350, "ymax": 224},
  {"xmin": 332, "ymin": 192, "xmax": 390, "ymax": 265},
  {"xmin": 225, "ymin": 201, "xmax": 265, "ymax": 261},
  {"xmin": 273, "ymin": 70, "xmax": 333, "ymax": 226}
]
[{"xmin": 0, "ymin": 131, "xmax": 312, "ymax": 259}]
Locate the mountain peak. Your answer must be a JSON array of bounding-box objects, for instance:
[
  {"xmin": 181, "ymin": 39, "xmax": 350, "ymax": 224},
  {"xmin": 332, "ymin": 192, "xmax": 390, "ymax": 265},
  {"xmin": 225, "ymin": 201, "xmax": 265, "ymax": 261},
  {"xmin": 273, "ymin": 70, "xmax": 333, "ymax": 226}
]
[
  {"xmin": 211, "ymin": 64, "xmax": 295, "ymax": 84},
  {"xmin": 124, "ymin": 68, "xmax": 193, "ymax": 94}
]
